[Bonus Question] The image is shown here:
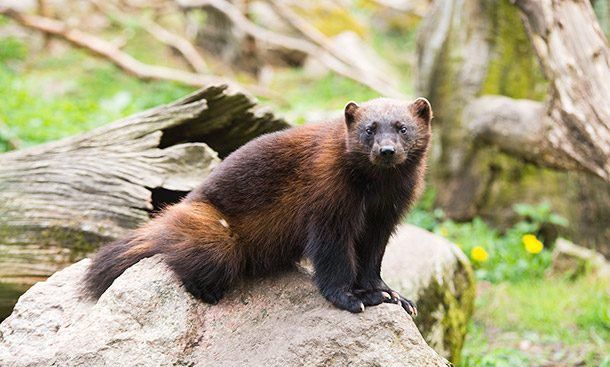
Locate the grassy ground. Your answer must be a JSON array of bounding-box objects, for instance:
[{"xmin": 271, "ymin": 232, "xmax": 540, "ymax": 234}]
[
  {"xmin": 0, "ymin": 35, "xmax": 193, "ymax": 151},
  {"xmin": 462, "ymin": 277, "xmax": 609, "ymax": 367},
  {"xmin": 1, "ymin": 27, "xmax": 609, "ymax": 367},
  {"xmin": 409, "ymin": 195, "xmax": 610, "ymax": 366}
]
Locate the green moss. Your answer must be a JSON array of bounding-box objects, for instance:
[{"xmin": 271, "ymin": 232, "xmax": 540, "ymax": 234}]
[
  {"xmin": 443, "ymin": 256, "xmax": 476, "ymax": 364},
  {"xmin": 294, "ymin": 4, "xmax": 367, "ymax": 37},
  {"xmin": 481, "ymin": 0, "xmax": 547, "ymax": 100},
  {"xmin": 0, "ymin": 224, "xmax": 110, "ymax": 262},
  {"xmin": 413, "ymin": 252, "xmax": 476, "ymax": 365}
]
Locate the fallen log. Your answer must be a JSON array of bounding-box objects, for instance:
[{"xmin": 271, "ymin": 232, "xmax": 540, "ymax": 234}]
[{"xmin": 0, "ymin": 85, "xmax": 288, "ymax": 284}]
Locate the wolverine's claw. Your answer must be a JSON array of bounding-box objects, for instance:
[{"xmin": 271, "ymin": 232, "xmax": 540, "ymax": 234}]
[
  {"xmin": 355, "ymin": 289, "xmax": 392, "ymax": 307},
  {"xmin": 398, "ymin": 296, "xmax": 417, "ymax": 317},
  {"xmin": 381, "ymin": 290, "xmax": 417, "ymax": 317}
]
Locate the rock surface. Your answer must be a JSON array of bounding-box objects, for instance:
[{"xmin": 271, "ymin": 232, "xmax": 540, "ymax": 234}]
[
  {"xmin": 0, "ymin": 224, "xmax": 471, "ymax": 366},
  {"xmin": 384, "ymin": 225, "xmax": 475, "ymax": 364},
  {"xmin": 551, "ymin": 238, "xmax": 610, "ymax": 280}
]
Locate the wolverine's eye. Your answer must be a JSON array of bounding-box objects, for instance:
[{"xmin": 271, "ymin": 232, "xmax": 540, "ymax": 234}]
[
  {"xmin": 399, "ymin": 126, "xmax": 408, "ymax": 134},
  {"xmin": 365, "ymin": 127, "xmax": 374, "ymax": 136}
]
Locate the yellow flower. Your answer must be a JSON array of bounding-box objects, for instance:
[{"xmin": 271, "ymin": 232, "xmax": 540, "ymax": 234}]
[
  {"xmin": 522, "ymin": 234, "xmax": 544, "ymax": 254},
  {"xmin": 439, "ymin": 227, "xmax": 449, "ymax": 237},
  {"xmin": 471, "ymin": 246, "xmax": 489, "ymax": 262}
]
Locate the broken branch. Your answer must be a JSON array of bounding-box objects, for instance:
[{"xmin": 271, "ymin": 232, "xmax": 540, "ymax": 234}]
[
  {"xmin": 177, "ymin": 0, "xmax": 405, "ymax": 98},
  {"xmin": 0, "ymin": 8, "xmax": 272, "ymax": 98}
]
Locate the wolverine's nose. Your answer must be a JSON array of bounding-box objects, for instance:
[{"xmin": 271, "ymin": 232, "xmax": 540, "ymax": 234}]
[{"xmin": 380, "ymin": 146, "xmax": 396, "ymax": 156}]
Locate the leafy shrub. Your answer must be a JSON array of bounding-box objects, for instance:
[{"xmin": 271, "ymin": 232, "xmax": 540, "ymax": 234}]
[
  {"xmin": 408, "ymin": 191, "xmax": 567, "ymax": 283},
  {"xmin": 0, "ymin": 36, "xmax": 27, "ymax": 63}
]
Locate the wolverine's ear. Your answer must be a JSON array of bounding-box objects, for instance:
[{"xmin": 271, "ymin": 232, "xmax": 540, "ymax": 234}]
[
  {"xmin": 410, "ymin": 97, "xmax": 432, "ymax": 125},
  {"xmin": 344, "ymin": 101, "xmax": 359, "ymax": 126}
]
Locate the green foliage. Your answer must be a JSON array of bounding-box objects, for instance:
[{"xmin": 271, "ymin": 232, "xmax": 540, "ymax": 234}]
[
  {"xmin": 0, "ymin": 44, "xmax": 192, "ymax": 152},
  {"xmin": 0, "ymin": 36, "xmax": 27, "ymax": 63},
  {"xmin": 408, "ymin": 193, "xmax": 568, "ymax": 283},
  {"xmin": 513, "ymin": 202, "xmax": 569, "ymax": 228}
]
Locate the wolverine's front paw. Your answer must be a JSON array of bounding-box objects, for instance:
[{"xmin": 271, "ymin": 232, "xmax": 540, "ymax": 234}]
[
  {"xmin": 384, "ymin": 290, "xmax": 417, "ymax": 317},
  {"xmin": 327, "ymin": 291, "xmax": 365, "ymax": 313},
  {"xmin": 353, "ymin": 289, "xmax": 392, "ymax": 307}
]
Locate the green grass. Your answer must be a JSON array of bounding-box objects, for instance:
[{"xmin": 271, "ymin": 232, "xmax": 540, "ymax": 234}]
[
  {"xmin": 461, "ymin": 277, "xmax": 610, "ymax": 367},
  {"xmin": 478, "ymin": 279, "xmax": 609, "ymax": 339},
  {"xmin": 0, "ymin": 35, "xmax": 193, "ymax": 152},
  {"xmin": 267, "ymin": 69, "xmax": 381, "ymax": 123},
  {"xmin": 409, "ymin": 191, "xmax": 609, "ymax": 366}
]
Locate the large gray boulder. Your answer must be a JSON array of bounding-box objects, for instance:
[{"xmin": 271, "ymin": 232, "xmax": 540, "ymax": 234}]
[
  {"xmin": 0, "ymin": 224, "xmax": 472, "ymax": 366},
  {"xmin": 384, "ymin": 225, "xmax": 475, "ymax": 364}
]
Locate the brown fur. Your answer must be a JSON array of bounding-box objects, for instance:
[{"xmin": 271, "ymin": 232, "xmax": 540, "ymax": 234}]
[{"xmin": 85, "ymin": 97, "xmax": 432, "ymax": 314}]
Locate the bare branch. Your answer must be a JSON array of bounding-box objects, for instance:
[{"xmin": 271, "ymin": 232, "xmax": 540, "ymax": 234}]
[
  {"xmin": 265, "ymin": 0, "xmax": 397, "ymax": 89},
  {"xmin": 91, "ymin": 0, "xmax": 208, "ymax": 73},
  {"xmin": 144, "ymin": 20, "xmax": 208, "ymax": 73},
  {"xmin": 368, "ymin": 0, "xmax": 426, "ymax": 17},
  {"xmin": 177, "ymin": 0, "xmax": 405, "ymax": 98},
  {"xmin": 0, "ymin": 8, "xmax": 273, "ymax": 98}
]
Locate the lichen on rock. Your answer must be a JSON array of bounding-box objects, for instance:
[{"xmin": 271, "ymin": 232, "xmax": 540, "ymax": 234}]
[{"xmin": 383, "ymin": 225, "xmax": 476, "ymax": 365}]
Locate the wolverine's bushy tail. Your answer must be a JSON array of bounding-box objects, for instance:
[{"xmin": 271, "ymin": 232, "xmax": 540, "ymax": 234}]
[
  {"xmin": 84, "ymin": 201, "xmax": 243, "ymax": 303},
  {"xmin": 84, "ymin": 232, "xmax": 160, "ymax": 299}
]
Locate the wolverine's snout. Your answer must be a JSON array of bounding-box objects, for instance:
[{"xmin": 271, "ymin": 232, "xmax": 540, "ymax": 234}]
[
  {"xmin": 379, "ymin": 146, "xmax": 396, "ymax": 156},
  {"xmin": 371, "ymin": 139, "xmax": 406, "ymax": 167}
]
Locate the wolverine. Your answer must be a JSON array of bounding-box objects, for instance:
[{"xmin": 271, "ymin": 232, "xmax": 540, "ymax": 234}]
[{"xmin": 85, "ymin": 97, "xmax": 432, "ymax": 315}]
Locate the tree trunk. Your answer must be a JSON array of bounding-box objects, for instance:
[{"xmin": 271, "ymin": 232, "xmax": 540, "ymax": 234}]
[
  {"xmin": 417, "ymin": 0, "xmax": 610, "ymax": 252},
  {"xmin": 416, "ymin": 0, "xmax": 545, "ymax": 218},
  {"xmin": 514, "ymin": 0, "xmax": 610, "ymax": 183},
  {"xmin": 0, "ymin": 85, "xmax": 288, "ymax": 285}
]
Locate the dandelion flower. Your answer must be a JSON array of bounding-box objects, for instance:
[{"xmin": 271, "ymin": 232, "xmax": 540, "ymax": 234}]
[
  {"xmin": 440, "ymin": 227, "xmax": 449, "ymax": 237},
  {"xmin": 471, "ymin": 246, "xmax": 489, "ymax": 262},
  {"xmin": 522, "ymin": 234, "xmax": 543, "ymax": 254}
]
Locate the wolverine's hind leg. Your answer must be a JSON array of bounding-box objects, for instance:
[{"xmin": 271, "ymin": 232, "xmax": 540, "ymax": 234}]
[{"xmin": 161, "ymin": 202, "xmax": 243, "ymax": 304}]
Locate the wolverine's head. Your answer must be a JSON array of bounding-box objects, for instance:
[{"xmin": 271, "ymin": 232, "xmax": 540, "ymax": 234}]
[{"xmin": 344, "ymin": 97, "xmax": 432, "ymax": 168}]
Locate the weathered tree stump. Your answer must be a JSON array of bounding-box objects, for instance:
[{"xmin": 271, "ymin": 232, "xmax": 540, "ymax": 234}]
[
  {"xmin": 514, "ymin": 0, "xmax": 610, "ymax": 182},
  {"xmin": 417, "ymin": 0, "xmax": 610, "ymax": 251},
  {"xmin": 0, "ymin": 85, "xmax": 288, "ymax": 285}
]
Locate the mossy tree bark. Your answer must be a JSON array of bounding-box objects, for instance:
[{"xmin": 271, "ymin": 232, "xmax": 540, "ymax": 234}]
[
  {"xmin": 513, "ymin": 0, "xmax": 610, "ymax": 182},
  {"xmin": 417, "ymin": 0, "xmax": 610, "ymax": 251},
  {"xmin": 416, "ymin": 0, "xmax": 546, "ymax": 219},
  {"xmin": 0, "ymin": 85, "xmax": 288, "ymax": 286}
]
